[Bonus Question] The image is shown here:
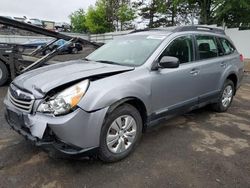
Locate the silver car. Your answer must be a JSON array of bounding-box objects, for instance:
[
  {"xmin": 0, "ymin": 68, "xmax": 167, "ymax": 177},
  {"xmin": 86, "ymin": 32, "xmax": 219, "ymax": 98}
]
[{"xmin": 4, "ymin": 26, "xmax": 244, "ymax": 162}]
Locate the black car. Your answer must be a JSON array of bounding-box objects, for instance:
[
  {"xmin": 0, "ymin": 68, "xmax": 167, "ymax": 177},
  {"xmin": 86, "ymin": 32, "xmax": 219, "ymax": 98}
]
[{"xmin": 42, "ymin": 39, "xmax": 83, "ymax": 55}]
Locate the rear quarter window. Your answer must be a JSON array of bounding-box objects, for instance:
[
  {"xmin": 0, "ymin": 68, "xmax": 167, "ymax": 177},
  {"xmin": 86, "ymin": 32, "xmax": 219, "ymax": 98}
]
[{"xmin": 219, "ymin": 38, "xmax": 236, "ymax": 55}]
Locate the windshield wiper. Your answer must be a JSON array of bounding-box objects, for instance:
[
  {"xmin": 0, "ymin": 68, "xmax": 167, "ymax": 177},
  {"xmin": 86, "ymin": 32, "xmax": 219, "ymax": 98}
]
[{"xmin": 95, "ymin": 60, "xmax": 121, "ymax": 65}]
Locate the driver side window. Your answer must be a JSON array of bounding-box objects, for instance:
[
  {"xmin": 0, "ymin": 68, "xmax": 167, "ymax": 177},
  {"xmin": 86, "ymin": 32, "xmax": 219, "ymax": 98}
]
[{"xmin": 160, "ymin": 36, "xmax": 194, "ymax": 64}]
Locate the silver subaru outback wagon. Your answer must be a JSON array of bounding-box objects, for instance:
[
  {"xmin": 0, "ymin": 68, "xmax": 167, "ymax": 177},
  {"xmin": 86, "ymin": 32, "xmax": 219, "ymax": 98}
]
[{"xmin": 4, "ymin": 26, "xmax": 244, "ymax": 162}]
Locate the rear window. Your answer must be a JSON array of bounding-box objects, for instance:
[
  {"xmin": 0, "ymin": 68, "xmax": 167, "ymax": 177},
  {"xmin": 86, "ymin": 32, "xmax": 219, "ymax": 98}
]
[
  {"xmin": 219, "ymin": 38, "xmax": 235, "ymax": 55},
  {"xmin": 196, "ymin": 35, "xmax": 218, "ymax": 60}
]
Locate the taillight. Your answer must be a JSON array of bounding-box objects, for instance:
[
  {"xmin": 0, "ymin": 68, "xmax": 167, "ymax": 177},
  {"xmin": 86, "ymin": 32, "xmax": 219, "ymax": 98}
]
[{"xmin": 240, "ymin": 54, "xmax": 244, "ymax": 62}]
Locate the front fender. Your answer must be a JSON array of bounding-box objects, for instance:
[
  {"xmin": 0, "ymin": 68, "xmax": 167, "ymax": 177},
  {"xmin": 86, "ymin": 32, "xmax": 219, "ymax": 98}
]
[{"xmin": 78, "ymin": 69, "xmax": 152, "ymax": 113}]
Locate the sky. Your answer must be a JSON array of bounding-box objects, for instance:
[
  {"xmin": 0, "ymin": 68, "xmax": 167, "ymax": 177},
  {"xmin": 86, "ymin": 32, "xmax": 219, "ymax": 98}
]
[{"xmin": 0, "ymin": 0, "xmax": 97, "ymax": 23}]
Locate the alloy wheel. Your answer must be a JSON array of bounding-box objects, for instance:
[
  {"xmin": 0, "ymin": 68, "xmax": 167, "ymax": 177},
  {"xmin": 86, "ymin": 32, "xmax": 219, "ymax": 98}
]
[{"xmin": 222, "ymin": 85, "xmax": 233, "ymax": 108}]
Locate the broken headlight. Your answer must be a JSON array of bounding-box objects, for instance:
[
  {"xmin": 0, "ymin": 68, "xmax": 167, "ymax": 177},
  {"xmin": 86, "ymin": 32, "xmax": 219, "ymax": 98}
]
[{"xmin": 37, "ymin": 79, "xmax": 89, "ymax": 115}]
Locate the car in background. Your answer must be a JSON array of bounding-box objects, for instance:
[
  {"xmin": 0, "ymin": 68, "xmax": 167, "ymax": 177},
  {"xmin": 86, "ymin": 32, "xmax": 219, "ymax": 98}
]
[
  {"xmin": 24, "ymin": 17, "xmax": 43, "ymax": 27},
  {"xmin": 22, "ymin": 39, "xmax": 49, "ymax": 49},
  {"xmin": 42, "ymin": 39, "xmax": 83, "ymax": 55},
  {"xmin": 29, "ymin": 19, "xmax": 43, "ymax": 27},
  {"xmin": 0, "ymin": 16, "xmax": 15, "ymax": 28},
  {"xmin": 55, "ymin": 22, "xmax": 71, "ymax": 32},
  {"xmin": 21, "ymin": 39, "xmax": 82, "ymax": 54}
]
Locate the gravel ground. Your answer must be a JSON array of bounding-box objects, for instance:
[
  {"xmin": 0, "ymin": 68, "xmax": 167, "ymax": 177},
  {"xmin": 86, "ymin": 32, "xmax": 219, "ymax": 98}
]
[
  {"xmin": 0, "ymin": 51, "xmax": 250, "ymax": 188},
  {"xmin": 50, "ymin": 46, "xmax": 96, "ymax": 62}
]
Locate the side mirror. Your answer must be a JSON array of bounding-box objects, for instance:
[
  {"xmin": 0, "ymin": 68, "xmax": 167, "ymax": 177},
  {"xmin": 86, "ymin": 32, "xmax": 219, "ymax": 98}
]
[{"xmin": 159, "ymin": 56, "xmax": 180, "ymax": 69}]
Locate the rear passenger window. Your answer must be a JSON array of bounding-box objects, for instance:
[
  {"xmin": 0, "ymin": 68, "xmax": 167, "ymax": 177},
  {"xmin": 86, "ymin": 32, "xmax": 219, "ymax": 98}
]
[
  {"xmin": 196, "ymin": 35, "xmax": 218, "ymax": 60},
  {"xmin": 219, "ymin": 38, "xmax": 235, "ymax": 55},
  {"xmin": 160, "ymin": 36, "xmax": 194, "ymax": 64}
]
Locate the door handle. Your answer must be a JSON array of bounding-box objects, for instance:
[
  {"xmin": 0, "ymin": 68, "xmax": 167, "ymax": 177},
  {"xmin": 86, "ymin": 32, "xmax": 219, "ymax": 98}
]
[
  {"xmin": 220, "ymin": 62, "xmax": 227, "ymax": 68},
  {"xmin": 190, "ymin": 69, "xmax": 199, "ymax": 76}
]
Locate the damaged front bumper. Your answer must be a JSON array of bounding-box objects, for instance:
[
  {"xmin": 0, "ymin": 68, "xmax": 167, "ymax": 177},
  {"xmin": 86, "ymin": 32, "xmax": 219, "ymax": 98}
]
[{"xmin": 4, "ymin": 97, "xmax": 108, "ymax": 155}]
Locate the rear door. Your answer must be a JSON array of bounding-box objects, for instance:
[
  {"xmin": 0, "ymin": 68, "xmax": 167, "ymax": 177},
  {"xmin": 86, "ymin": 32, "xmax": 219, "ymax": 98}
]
[{"xmin": 194, "ymin": 35, "xmax": 226, "ymax": 103}]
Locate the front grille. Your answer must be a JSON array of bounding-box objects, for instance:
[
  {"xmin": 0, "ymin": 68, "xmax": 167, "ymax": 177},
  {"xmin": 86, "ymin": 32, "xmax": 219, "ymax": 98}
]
[{"xmin": 8, "ymin": 84, "xmax": 35, "ymax": 113}]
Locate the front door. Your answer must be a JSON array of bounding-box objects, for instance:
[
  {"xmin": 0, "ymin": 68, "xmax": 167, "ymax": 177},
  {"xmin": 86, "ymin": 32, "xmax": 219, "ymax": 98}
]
[{"xmin": 151, "ymin": 35, "xmax": 200, "ymax": 118}]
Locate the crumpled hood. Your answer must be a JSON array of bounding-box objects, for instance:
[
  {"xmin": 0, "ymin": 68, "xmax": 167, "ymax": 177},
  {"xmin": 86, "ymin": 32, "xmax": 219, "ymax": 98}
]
[{"xmin": 13, "ymin": 60, "xmax": 134, "ymax": 98}]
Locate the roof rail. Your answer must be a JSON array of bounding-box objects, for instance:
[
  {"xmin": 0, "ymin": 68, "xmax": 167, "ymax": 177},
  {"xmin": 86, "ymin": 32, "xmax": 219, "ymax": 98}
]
[
  {"xmin": 171, "ymin": 25, "xmax": 225, "ymax": 35},
  {"xmin": 130, "ymin": 25, "xmax": 226, "ymax": 35}
]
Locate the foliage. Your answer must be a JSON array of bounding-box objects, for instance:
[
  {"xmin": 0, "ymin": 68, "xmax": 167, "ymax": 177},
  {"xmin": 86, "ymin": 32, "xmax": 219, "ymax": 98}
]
[
  {"xmin": 70, "ymin": 0, "xmax": 135, "ymax": 33},
  {"xmin": 134, "ymin": 0, "xmax": 168, "ymax": 28},
  {"xmin": 134, "ymin": 0, "xmax": 197, "ymax": 28},
  {"xmin": 69, "ymin": 0, "xmax": 250, "ymax": 33},
  {"xmin": 85, "ymin": 0, "xmax": 113, "ymax": 34},
  {"xmin": 117, "ymin": 4, "xmax": 136, "ymax": 30},
  {"xmin": 187, "ymin": 0, "xmax": 250, "ymax": 26},
  {"xmin": 214, "ymin": 0, "xmax": 250, "ymax": 28},
  {"xmin": 105, "ymin": 0, "xmax": 135, "ymax": 31},
  {"xmin": 69, "ymin": 9, "xmax": 87, "ymax": 33}
]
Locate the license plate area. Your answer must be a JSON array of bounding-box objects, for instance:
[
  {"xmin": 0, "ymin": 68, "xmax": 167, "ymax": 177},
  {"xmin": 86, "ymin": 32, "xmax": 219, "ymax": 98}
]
[{"xmin": 7, "ymin": 109, "xmax": 25, "ymax": 128}]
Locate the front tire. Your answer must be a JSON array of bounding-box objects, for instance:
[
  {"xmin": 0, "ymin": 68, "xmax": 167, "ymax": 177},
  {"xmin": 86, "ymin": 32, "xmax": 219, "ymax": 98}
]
[
  {"xmin": 212, "ymin": 80, "xmax": 235, "ymax": 112},
  {"xmin": 99, "ymin": 104, "xmax": 142, "ymax": 162}
]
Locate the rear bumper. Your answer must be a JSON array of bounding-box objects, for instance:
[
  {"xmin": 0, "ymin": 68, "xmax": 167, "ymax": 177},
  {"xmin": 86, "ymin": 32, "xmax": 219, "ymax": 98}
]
[{"xmin": 4, "ymin": 97, "xmax": 108, "ymax": 155}]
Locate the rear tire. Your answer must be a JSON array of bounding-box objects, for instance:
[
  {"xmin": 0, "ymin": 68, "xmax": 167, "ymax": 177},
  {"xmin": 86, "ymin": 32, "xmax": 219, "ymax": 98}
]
[
  {"xmin": 71, "ymin": 47, "xmax": 78, "ymax": 54},
  {"xmin": 44, "ymin": 49, "xmax": 51, "ymax": 55},
  {"xmin": 211, "ymin": 80, "xmax": 235, "ymax": 112},
  {"xmin": 99, "ymin": 104, "xmax": 142, "ymax": 162},
  {"xmin": 0, "ymin": 62, "xmax": 9, "ymax": 86}
]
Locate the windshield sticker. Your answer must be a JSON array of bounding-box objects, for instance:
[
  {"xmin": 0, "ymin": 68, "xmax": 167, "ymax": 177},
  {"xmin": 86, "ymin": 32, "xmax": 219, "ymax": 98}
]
[{"xmin": 147, "ymin": 35, "xmax": 166, "ymax": 40}]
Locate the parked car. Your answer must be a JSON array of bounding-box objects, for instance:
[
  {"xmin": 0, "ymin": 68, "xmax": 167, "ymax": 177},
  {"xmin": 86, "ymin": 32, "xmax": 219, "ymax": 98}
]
[
  {"xmin": 24, "ymin": 17, "xmax": 43, "ymax": 27},
  {"xmin": 55, "ymin": 22, "xmax": 71, "ymax": 32},
  {"xmin": 4, "ymin": 26, "xmax": 244, "ymax": 162},
  {"xmin": 42, "ymin": 39, "xmax": 83, "ymax": 55},
  {"xmin": 22, "ymin": 39, "xmax": 49, "ymax": 49}
]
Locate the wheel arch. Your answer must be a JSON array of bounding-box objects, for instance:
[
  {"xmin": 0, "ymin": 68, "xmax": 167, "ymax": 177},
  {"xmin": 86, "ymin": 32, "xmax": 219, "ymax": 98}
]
[
  {"xmin": 0, "ymin": 59, "xmax": 10, "ymax": 86},
  {"xmin": 226, "ymin": 73, "xmax": 238, "ymax": 94},
  {"xmin": 106, "ymin": 97, "xmax": 148, "ymax": 130},
  {"xmin": 0, "ymin": 58, "xmax": 9, "ymax": 68}
]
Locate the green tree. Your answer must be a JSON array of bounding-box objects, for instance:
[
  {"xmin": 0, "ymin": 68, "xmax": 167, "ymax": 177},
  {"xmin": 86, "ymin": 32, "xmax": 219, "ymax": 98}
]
[
  {"xmin": 187, "ymin": 0, "xmax": 250, "ymax": 26},
  {"xmin": 134, "ymin": 0, "xmax": 169, "ymax": 28},
  {"xmin": 69, "ymin": 9, "xmax": 87, "ymax": 33},
  {"xmin": 214, "ymin": 0, "xmax": 250, "ymax": 28},
  {"xmin": 134, "ymin": 0, "xmax": 195, "ymax": 28},
  {"xmin": 85, "ymin": 0, "xmax": 135, "ymax": 33},
  {"xmin": 117, "ymin": 4, "xmax": 136, "ymax": 30},
  {"xmin": 85, "ymin": 0, "xmax": 113, "ymax": 34},
  {"xmin": 104, "ymin": 0, "xmax": 135, "ymax": 31}
]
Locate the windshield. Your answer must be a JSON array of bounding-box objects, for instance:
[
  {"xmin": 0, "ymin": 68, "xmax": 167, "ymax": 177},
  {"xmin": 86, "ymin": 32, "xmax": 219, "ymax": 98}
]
[{"xmin": 86, "ymin": 35, "xmax": 165, "ymax": 66}]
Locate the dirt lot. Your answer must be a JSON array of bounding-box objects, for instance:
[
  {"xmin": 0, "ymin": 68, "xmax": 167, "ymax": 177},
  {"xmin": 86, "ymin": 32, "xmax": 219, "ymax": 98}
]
[
  {"xmin": 0, "ymin": 52, "xmax": 250, "ymax": 188},
  {"xmin": 245, "ymin": 59, "xmax": 250, "ymax": 72}
]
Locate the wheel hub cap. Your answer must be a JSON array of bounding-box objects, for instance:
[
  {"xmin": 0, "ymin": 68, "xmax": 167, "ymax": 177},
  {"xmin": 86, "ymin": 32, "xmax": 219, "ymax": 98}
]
[
  {"xmin": 222, "ymin": 85, "xmax": 233, "ymax": 108},
  {"xmin": 106, "ymin": 115, "xmax": 137, "ymax": 154}
]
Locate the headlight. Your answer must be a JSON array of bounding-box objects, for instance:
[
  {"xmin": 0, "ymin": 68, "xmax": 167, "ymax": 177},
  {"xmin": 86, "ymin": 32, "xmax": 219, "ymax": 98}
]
[{"xmin": 37, "ymin": 79, "xmax": 89, "ymax": 115}]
